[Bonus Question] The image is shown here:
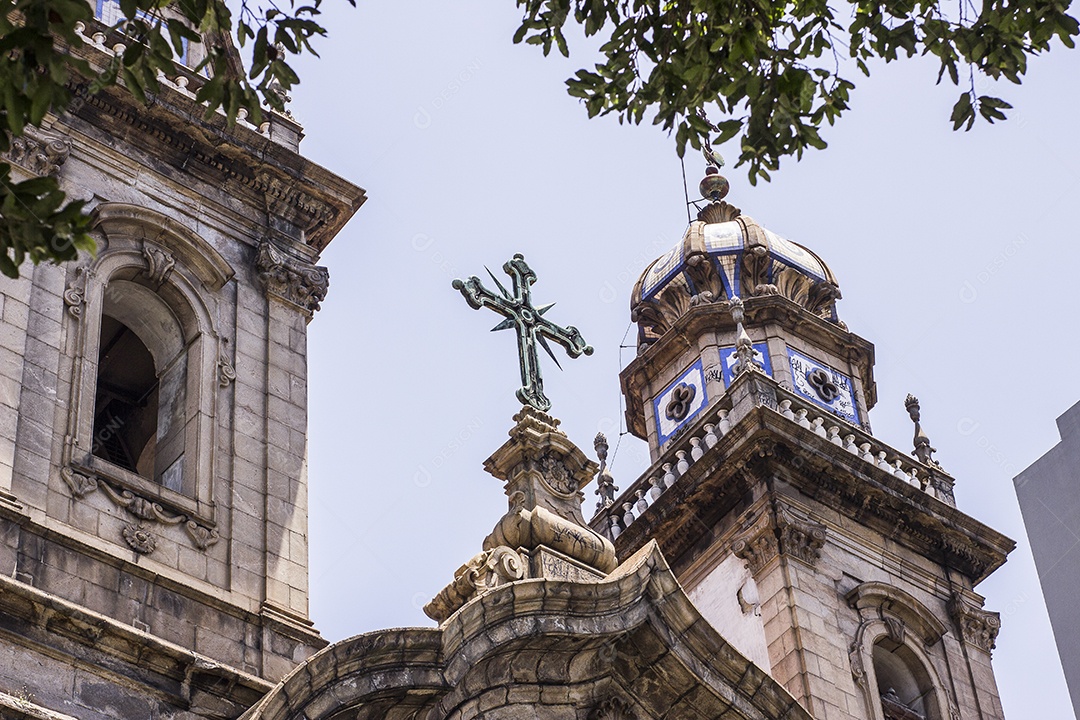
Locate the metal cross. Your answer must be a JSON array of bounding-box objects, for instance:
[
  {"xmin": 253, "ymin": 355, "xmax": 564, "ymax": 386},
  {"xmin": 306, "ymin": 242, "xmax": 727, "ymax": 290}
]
[{"xmin": 452, "ymin": 253, "xmax": 592, "ymax": 412}]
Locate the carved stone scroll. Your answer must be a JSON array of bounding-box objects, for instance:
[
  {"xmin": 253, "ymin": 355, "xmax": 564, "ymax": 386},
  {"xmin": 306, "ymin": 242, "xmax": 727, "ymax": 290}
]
[
  {"xmin": 58, "ymin": 467, "xmax": 218, "ymax": 555},
  {"xmin": 3, "ymin": 128, "xmax": 72, "ymax": 177},
  {"xmin": 948, "ymin": 594, "xmax": 1000, "ymax": 653},
  {"xmin": 63, "ymin": 266, "xmax": 89, "ymax": 319},
  {"xmin": 60, "ymin": 466, "xmax": 98, "ymax": 498},
  {"xmin": 732, "ymin": 504, "xmax": 826, "ymax": 574},
  {"xmin": 255, "ymin": 240, "xmax": 329, "ymax": 313},
  {"xmin": 423, "ymin": 546, "xmax": 525, "ymax": 623}
]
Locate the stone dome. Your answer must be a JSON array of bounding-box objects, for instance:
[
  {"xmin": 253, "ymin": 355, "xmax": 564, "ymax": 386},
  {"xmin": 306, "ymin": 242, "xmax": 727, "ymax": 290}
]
[{"xmin": 631, "ymin": 206, "xmax": 842, "ymax": 345}]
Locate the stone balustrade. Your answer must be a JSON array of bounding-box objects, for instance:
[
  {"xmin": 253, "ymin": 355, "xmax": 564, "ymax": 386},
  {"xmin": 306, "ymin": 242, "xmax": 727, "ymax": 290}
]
[{"xmin": 592, "ymin": 371, "xmax": 956, "ymax": 541}]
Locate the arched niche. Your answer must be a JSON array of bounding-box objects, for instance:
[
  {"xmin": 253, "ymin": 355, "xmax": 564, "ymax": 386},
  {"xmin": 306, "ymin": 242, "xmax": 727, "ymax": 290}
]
[
  {"xmin": 65, "ymin": 205, "xmax": 228, "ymax": 525},
  {"xmin": 846, "ymin": 582, "xmax": 954, "ymax": 720}
]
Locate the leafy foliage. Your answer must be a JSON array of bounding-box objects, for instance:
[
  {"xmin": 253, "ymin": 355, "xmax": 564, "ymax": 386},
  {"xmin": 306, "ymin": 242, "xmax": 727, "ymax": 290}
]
[
  {"xmin": 513, "ymin": 0, "xmax": 1078, "ymax": 183},
  {"xmin": 0, "ymin": 0, "xmax": 340, "ymax": 277}
]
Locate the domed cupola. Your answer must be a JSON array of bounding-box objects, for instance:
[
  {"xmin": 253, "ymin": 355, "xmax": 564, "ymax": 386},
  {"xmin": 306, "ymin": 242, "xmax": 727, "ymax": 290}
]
[
  {"xmin": 631, "ymin": 182, "xmax": 841, "ymax": 350},
  {"xmin": 620, "ymin": 161, "xmax": 876, "ymax": 460}
]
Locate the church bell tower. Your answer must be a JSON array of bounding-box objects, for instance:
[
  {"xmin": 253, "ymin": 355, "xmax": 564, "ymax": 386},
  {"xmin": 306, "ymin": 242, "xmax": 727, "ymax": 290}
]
[
  {"xmin": 591, "ymin": 162, "xmax": 1015, "ymax": 720},
  {"xmin": 0, "ymin": 10, "xmax": 363, "ymax": 719}
]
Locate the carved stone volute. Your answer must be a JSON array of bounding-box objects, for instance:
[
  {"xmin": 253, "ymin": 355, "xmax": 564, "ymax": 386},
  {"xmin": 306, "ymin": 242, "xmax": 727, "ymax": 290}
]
[
  {"xmin": 948, "ymin": 593, "xmax": 1001, "ymax": 653},
  {"xmin": 3, "ymin": 127, "xmax": 72, "ymax": 177},
  {"xmin": 732, "ymin": 502, "xmax": 826, "ymax": 575},
  {"xmin": 255, "ymin": 240, "xmax": 329, "ymax": 313}
]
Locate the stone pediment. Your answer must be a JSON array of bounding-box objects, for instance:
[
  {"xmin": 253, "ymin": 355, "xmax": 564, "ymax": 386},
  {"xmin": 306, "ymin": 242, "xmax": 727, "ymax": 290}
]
[{"xmin": 240, "ymin": 542, "xmax": 811, "ymax": 720}]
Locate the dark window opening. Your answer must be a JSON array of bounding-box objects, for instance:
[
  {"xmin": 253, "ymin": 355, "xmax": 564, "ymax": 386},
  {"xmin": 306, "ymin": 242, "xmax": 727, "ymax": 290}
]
[
  {"xmin": 92, "ymin": 314, "xmax": 160, "ymax": 476},
  {"xmin": 874, "ymin": 641, "xmax": 935, "ymax": 720}
]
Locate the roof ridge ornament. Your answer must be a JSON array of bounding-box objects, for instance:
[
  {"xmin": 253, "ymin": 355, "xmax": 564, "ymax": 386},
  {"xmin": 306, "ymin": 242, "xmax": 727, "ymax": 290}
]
[{"xmin": 453, "ymin": 253, "xmax": 593, "ymax": 412}]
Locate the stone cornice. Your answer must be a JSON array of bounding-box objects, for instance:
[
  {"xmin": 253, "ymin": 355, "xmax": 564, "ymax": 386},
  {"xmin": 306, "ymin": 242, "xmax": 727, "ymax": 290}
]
[
  {"xmin": 0, "ymin": 573, "xmax": 272, "ymax": 714},
  {"xmin": 56, "ymin": 29, "xmax": 364, "ymax": 252}
]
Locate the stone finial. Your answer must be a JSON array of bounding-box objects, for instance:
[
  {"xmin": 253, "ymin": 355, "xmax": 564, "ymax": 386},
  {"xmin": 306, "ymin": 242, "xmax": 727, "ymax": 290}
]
[
  {"xmin": 424, "ymin": 406, "xmax": 618, "ymax": 624},
  {"xmin": 904, "ymin": 394, "xmax": 937, "ymax": 466},
  {"xmin": 594, "ymin": 431, "xmax": 618, "ymax": 513},
  {"xmin": 729, "ymin": 297, "xmax": 760, "ymax": 376}
]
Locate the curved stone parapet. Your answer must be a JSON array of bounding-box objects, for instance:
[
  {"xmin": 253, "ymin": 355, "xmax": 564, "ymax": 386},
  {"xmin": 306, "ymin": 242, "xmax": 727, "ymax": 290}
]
[{"xmin": 241, "ymin": 542, "xmax": 812, "ymax": 720}]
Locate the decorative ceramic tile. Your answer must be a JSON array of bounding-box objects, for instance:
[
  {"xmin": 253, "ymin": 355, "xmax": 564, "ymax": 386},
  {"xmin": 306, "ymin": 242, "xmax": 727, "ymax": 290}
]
[
  {"xmin": 788, "ymin": 348, "xmax": 858, "ymax": 423},
  {"xmin": 703, "ymin": 222, "xmax": 744, "ymax": 253},
  {"xmin": 764, "ymin": 229, "xmax": 827, "ymax": 281},
  {"xmin": 654, "ymin": 359, "xmax": 708, "ymax": 445},
  {"xmin": 641, "ymin": 243, "xmax": 685, "ymax": 299},
  {"xmin": 718, "ymin": 342, "xmax": 773, "ymax": 387}
]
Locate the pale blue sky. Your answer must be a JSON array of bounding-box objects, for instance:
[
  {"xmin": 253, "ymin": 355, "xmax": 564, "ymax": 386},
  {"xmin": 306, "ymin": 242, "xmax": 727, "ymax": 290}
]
[{"xmin": 292, "ymin": 3, "xmax": 1080, "ymax": 717}]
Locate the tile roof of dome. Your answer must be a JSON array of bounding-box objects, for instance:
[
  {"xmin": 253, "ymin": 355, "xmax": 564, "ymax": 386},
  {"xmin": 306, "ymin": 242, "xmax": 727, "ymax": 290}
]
[{"xmin": 631, "ymin": 200, "xmax": 842, "ymax": 345}]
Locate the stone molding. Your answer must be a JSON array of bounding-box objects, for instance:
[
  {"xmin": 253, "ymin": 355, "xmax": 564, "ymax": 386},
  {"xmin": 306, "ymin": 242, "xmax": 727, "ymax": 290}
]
[
  {"xmin": 255, "ymin": 240, "xmax": 329, "ymax": 313},
  {"xmin": 948, "ymin": 593, "xmax": 1001, "ymax": 653},
  {"xmin": 60, "ymin": 466, "xmax": 219, "ymax": 555},
  {"xmin": 3, "ymin": 127, "xmax": 71, "ymax": 177},
  {"xmin": 731, "ymin": 503, "xmax": 826, "ymax": 574},
  {"xmin": 0, "ymin": 572, "xmax": 271, "ymax": 715}
]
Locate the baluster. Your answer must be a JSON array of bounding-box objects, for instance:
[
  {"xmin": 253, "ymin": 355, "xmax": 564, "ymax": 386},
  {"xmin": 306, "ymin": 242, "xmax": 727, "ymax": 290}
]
[
  {"xmin": 690, "ymin": 436, "xmax": 704, "ymax": 462},
  {"xmin": 676, "ymin": 450, "xmax": 690, "ymax": 475},
  {"xmin": 779, "ymin": 399, "xmax": 795, "ymax": 420},
  {"xmin": 858, "ymin": 442, "xmax": 874, "ymax": 462},
  {"xmin": 892, "ymin": 459, "xmax": 909, "ymax": 483},
  {"xmin": 718, "ymin": 409, "xmax": 731, "ymax": 435},
  {"xmin": 609, "ymin": 516, "xmax": 622, "ymax": 540},
  {"xmin": 622, "ymin": 501, "xmax": 635, "ymax": 528},
  {"xmin": 843, "ymin": 434, "xmax": 858, "ymax": 454},
  {"xmin": 662, "ymin": 463, "xmax": 677, "ymax": 489},
  {"xmin": 634, "ymin": 488, "xmax": 649, "ymax": 515},
  {"xmin": 811, "ymin": 417, "xmax": 827, "ymax": 437},
  {"xmin": 703, "ymin": 424, "xmax": 719, "ymax": 449},
  {"xmin": 795, "ymin": 409, "xmax": 811, "ymax": 429},
  {"xmin": 827, "ymin": 426, "xmax": 842, "ymax": 445},
  {"xmin": 876, "ymin": 451, "xmax": 891, "ymax": 471},
  {"xmin": 648, "ymin": 475, "xmax": 664, "ymax": 502},
  {"xmin": 910, "ymin": 467, "xmax": 926, "ymax": 492}
]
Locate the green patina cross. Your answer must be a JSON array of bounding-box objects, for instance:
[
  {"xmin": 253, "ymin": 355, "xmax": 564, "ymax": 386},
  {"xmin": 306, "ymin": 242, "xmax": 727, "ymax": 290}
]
[{"xmin": 453, "ymin": 254, "xmax": 592, "ymax": 412}]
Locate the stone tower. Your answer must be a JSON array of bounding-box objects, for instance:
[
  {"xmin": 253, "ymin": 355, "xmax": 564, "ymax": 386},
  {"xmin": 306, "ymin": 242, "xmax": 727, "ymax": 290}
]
[
  {"xmin": 590, "ymin": 165, "xmax": 1016, "ymax": 720},
  {"xmin": 0, "ymin": 11, "xmax": 363, "ymax": 720}
]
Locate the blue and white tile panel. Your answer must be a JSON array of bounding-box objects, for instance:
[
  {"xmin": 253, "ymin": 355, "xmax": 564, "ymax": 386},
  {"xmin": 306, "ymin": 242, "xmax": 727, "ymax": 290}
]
[
  {"xmin": 788, "ymin": 348, "xmax": 858, "ymax": 424},
  {"xmin": 653, "ymin": 359, "xmax": 708, "ymax": 445}
]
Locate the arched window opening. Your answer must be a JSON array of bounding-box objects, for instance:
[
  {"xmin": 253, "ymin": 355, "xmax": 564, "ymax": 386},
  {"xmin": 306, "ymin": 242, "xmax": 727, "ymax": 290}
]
[
  {"xmin": 93, "ymin": 314, "xmax": 158, "ymax": 474},
  {"xmin": 91, "ymin": 280, "xmax": 188, "ymax": 492},
  {"xmin": 873, "ymin": 641, "xmax": 937, "ymax": 720}
]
